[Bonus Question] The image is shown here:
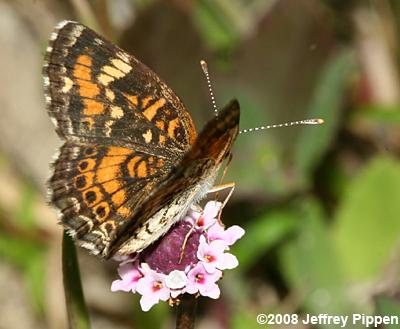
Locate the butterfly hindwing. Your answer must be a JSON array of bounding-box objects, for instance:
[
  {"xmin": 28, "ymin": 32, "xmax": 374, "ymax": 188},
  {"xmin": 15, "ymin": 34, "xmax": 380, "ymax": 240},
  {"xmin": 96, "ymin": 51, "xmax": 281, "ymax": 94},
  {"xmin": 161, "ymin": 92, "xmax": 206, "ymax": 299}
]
[{"xmin": 49, "ymin": 142, "xmax": 175, "ymax": 254}]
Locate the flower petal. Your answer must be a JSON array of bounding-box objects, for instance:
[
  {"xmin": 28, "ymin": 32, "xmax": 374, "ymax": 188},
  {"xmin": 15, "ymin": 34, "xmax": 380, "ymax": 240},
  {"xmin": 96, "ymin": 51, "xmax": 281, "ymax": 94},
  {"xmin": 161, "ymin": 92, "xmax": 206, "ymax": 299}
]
[
  {"xmin": 218, "ymin": 253, "xmax": 239, "ymax": 270},
  {"xmin": 111, "ymin": 279, "xmax": 132, "ymax": 292},
  {"xmin": 199, "ymin": 282, "xmax": 220, "ymax": 299},
  {"xmin": 206, "ymin": 223, "xmax": 225, "ymax": 242},
  {"xmin": 224, "ymin": 226, "xmax": 245, "ymax": 245},
  {"xmin": 118, "ymin": 263, "xmax": 139, "ymax": 280},
  {"xmin": 170, "ymin": 289, "xmax": 184, "ymax": 298},
  {"xmin": 185, "ymin": 282, "xmax": 198, "ymax": 295},
  {"xmin": 209, "ymin": 239, "xmax": 227, "ymax": 254},
  {"xmin": 203, "ymin": 201, "xmax": 221, "ymax": 222},
  {"xmin": 202, "ymin": 260, "xmax": 216, "ymax": 274},
  {"xmin": 139, "ymin": 294, "xmax": 160, "ymax": 312},
  {"xmin": 165, "ymin": 270, "xmax": 188, "ymax": 289}
]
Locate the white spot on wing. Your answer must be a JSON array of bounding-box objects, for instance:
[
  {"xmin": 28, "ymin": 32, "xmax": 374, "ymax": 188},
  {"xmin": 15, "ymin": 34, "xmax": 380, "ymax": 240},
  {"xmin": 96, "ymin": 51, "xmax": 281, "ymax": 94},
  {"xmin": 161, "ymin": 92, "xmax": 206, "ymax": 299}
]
[
  {"xmin": 62, "ymin": 77, "xmax": 73, "ymax": 93},
  {"xmin": 142, "ymin": 129, "xmax": 152, "ymax": 143},
  {"xmin": 105, "ymin": 89, "xmax": 115, "ymax": 101},
  {"xmin": 69, "ymin": 197, "xmax": 81, "ymax": 212},
  {"xmin": 71, "ymin": 24, "xmax": 84, "ymax": 38},
  {"xmin": 116, "ymin": 51, "xmax": 130, "ymax": 63},
  {"xmin": 105, "ymin": 120, "xmax": 113, "ymax": 136},
  {"xmin": 95, "ymin": 37, "xmax": 104, "ymax": 45},
  {"xmin": 110, "ymin": 106, "xmax": 123, "ymax": 119},
  {"xmin": 111, "ymin": 58, "xmax": 132, "ymax": 74},
  {"xmin": 97, "ymin": 73, "xmax": 114, "ymax": 86},
  {"xmin": 102, "ymin": 65, "xmax": 126, "ymax": 79}
]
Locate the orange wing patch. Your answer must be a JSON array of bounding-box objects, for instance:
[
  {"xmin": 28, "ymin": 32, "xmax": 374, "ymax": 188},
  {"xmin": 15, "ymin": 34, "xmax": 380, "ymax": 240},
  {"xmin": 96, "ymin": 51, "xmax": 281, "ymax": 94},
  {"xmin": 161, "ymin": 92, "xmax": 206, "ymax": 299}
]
[
  {"xmin": 137, "ymin": 161, "xmax": 147, "ymax": 178},
  {"xmin": 123, "ymin": 93, "xmax": 138, "ymax": 107},
  {"xmin": 102, "ymin": 180, "xmax": 121, "ymax": 195},
  {"xmin": 142, "ymin": 96, "xmax": 152, "ymax": 108},
  {"xmin": 83, "ymin": 99, "xmax": 104, "ymax": 115},
  {"xmin": 106, "ymin": 146, "xmax": 133, "ymax": 156},
  {"xmin": 89, "ymin": 146, "xmax": 135, "ymax": 220},
  {"xmin": 117, "ymin": 206, "xmax": 130, "ymax": 217},
  {"xmin": 111, "ymin": 190, "xmax": 126, "ymax": 207},
  {"xmin": 167, "ymin": 118, "xmax": 181, "ymax": 139},
  {"xmin": 143, "ymin": 98, "xmax": 166, "ymax": 121},
  {"xmin": 127, "ymin": 156, "xmax": 141, "ymax": 177},
  {"xmin": 73, "ymin": 55, "xmax": 101, "ymax": 99}
]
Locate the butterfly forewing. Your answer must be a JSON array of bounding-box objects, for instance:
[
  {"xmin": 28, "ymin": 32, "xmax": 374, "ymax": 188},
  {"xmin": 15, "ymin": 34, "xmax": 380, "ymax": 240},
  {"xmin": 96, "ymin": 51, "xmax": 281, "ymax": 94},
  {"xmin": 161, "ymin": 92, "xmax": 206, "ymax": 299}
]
[{"xmin": 44, "ymin": 21, "xmax": 196, "ymax": 153}]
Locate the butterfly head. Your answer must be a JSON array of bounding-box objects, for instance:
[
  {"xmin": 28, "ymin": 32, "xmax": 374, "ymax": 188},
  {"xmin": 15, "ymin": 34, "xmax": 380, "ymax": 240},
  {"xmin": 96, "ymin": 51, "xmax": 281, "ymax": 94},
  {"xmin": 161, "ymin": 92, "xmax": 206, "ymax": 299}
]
[{"xmin": 185, "ymin": 99, "xmax": 240, "ymax": 166}]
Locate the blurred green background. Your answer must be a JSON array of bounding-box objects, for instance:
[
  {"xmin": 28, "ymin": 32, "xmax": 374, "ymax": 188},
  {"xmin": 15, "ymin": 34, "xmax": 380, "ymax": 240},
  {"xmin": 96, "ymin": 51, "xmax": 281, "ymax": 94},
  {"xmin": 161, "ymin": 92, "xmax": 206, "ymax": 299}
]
[{"xmin": 0, "ymin": 0, "xmax": 400, "ymax": 328}]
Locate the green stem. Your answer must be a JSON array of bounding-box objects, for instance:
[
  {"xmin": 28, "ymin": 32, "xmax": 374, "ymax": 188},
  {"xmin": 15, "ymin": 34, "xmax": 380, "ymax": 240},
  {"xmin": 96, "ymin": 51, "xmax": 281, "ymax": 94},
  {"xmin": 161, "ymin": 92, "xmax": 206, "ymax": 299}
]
[{"xmin": 62, "ymin": 231, "xmax": 91, "ymax": 329}]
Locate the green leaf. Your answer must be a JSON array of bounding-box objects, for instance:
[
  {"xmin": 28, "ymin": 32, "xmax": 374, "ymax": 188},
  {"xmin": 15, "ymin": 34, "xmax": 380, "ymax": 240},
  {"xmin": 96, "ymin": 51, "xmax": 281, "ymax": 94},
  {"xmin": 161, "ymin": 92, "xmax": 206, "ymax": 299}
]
[
  {"xmin": 233, "ymin": 209, "xmax": 298, "ymax": 272},
  {"xmin": 14, "ymin": 183, "xmax": 36, "ymax": 229},
  {"xmin": 0, "ymin": 230, "xmax": 46, "ymax": 314},
  {"xmin": 193, "ymin": 0, "xmax": 240, "ymax": 52},
  {"xmin": 294, "ymin": 50, "xmax": 355, "ymax": 186},
  {"xmin": 0, "ymin": 231, "xmax": 40, "ymax": 267},
  {"xmin": 62, "ymin": 232, "xmax": 91, "ymax": 329},
  {"xmin": 25, "ymin": 254, "xmax": 46, "ymax": 314},
  {"xmin": 332, "ymin": 157, "xmax": 400, "ymax": 281},
  {"xmin": 280, "ymin": 199, "xmax": 354, "ymax": 317},
  {"xmin": 355, "ymin": 105, "xmax": 400, "ymax": 124}
]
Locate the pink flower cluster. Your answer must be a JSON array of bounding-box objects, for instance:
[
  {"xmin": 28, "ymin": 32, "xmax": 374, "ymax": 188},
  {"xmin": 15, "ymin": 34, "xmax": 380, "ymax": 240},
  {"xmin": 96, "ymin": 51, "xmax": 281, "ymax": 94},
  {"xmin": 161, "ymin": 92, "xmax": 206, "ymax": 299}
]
[{"xmin": 111, "ymin": 201, "xmax": 245, "ymax": 311}]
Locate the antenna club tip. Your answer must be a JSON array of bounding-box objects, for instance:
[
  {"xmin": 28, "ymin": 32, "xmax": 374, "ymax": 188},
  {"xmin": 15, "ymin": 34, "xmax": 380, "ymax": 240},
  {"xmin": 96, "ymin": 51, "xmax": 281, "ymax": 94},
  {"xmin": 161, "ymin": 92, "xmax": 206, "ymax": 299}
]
[
  {"xmin": 316, "ymin": 118, "xmax": 325, "ymax": 124},
  {"xmin": 200, "ymin": 60, "xmax": 208, "ymax": 71}
]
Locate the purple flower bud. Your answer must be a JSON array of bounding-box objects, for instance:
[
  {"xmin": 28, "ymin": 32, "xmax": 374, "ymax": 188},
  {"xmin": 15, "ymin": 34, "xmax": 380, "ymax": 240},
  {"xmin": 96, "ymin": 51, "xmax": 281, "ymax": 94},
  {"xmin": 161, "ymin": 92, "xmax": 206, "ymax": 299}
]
[{"xmin": 141, "ymin": 221, "xmax": 202, "ymax": 274}]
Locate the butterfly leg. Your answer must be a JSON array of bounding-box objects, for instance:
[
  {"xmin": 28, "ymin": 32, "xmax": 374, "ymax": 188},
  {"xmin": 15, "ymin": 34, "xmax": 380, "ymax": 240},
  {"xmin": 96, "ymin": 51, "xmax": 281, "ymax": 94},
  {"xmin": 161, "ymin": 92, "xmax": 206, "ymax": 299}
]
[
  {"xmin": 207, "ymin": 182, "xmax": 236, "ymax": 225},
  {"xmin": 179, "ymin": 221, "xmax": 196, "ymax": 263},
  {"xmin": 179, "ymin": 182, "xmax": 235, "ymax": 261}
]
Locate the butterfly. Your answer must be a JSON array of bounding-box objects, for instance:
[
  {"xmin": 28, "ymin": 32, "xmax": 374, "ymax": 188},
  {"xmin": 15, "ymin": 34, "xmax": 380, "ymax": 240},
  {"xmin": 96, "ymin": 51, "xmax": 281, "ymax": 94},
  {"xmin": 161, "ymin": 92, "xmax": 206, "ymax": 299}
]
[{"xmin": 43, "ymin": 21, "xmax": 240, "ymax": 259}]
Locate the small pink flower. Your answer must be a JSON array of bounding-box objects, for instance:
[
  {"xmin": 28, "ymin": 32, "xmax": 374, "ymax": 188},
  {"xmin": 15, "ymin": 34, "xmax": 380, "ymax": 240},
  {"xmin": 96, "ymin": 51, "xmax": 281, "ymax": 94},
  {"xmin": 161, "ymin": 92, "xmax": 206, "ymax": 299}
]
[
  {"xmin": 136, "ymin": 268, "xmax": 170, "ymax": 311},
  {"xmin": 185, "ymin": 201, "xmax": 221, "ymax": 230},
  {"xmin": 197, "ymin": 235, "xmax": 239, "ymax": 273},
  {"xmin": 186, "ymin": 263, "xmax": 222, "ymax": 299},
  {"xmin": 165, "ymin": 270, "xmax": 188, "ymax": 298},
  {"xmin": 111, "ymin": 262, "xmax": 143, "ymax": 293},
  {"xmin": 207, "ymin": 223, "xmax": 245, "ymax": 247},
  {"xmin": 111, "ymin": 200, "xmax": 245, "ymax": 309}
]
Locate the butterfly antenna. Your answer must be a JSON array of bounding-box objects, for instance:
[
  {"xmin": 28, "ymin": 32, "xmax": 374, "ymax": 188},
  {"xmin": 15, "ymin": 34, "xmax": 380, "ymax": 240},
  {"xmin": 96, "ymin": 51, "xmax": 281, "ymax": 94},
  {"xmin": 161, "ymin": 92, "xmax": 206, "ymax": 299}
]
[
  {"xmin": 200, "ymin": 60, "xmax": 218, "ymax": 117},
  {"xmin": 239, "ymin": 118, "xmax": 324, "ymax": 134}
]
